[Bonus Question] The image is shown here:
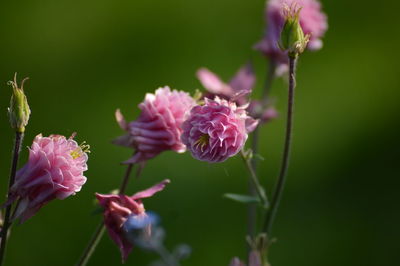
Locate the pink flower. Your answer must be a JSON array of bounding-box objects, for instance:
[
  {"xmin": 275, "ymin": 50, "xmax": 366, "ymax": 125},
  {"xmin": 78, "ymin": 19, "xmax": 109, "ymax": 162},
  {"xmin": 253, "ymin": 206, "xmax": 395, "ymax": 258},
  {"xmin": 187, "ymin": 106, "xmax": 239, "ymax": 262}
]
[
  {"xmin": 96, "ymin": 179, "xmax": 170, "ymax": 262},
  {"xmin": 6, "ymin": 134, "xmax": 89, "ymax": 223},
  {"xmin": 181, "ymin": 97, "xmax": 258, "ymax": 163},
  {"xmin": 255, "ymin": 0, "xmax": 328, "ymax": 74},
  {"xmin": 196, "ymin": 63, "xmax": 255, "ymax": 106},
  {"xmin": 114, "ymin": 87, "xmax": 196, "ymax": 164}
]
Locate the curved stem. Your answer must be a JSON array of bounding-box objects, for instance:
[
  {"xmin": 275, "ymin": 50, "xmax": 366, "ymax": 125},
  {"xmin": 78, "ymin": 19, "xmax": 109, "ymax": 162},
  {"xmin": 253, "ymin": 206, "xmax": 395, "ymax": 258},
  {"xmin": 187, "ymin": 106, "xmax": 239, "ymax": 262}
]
[
  {"xmin": 240, "ymin": 151, "xmax": 268, "ymax": 208},
  {"xmin": 263, "ymin": 56, "xmax": 297, "ymax": 236},
  {"xmin": 75, "ymin": 222, "xmax": 106, "ymax": 266},
  {"xmin": 76, "ymin": 163, "xmax": 134, "ymax": 266},
  {"xmin": 247, "ymin": 61, "xmax": 276, "ymax": 240},
  {"xmin": 0, "ymin": 132, "xmax": 24, "ymax": 266}
]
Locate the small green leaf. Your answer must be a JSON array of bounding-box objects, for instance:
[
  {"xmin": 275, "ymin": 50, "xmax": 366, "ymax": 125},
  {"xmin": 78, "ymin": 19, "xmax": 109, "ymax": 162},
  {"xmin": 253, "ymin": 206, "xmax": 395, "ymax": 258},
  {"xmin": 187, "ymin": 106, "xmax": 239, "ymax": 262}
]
[{"xmin": 223, "ymin": 193, "xmax": 260, "ymax": 204}]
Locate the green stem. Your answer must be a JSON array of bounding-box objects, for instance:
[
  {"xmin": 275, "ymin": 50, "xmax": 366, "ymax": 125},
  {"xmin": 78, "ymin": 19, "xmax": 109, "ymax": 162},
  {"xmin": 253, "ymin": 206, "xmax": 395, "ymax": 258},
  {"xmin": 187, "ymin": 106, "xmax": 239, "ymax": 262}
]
[
  {"xmin": 76, "ymin": 163, "xmax": 134, "ymax": 266},
  {"xmin": 263, "ymin": 56, "xmax": 297, "ymax": 236},
  {"xmin": 240, "ymin": 150, "xmax": 268, "ymax": 208},
  {"xmin": 247, "ymin": 60, "xmax": 276, "ymax": 246},
  {"xmin": 247, "ymin": 60, "xmax": 276, "ymax": 241},
  {"xmin": 0, "ymin": 132, "xmax": 24, "ymax": 266}
]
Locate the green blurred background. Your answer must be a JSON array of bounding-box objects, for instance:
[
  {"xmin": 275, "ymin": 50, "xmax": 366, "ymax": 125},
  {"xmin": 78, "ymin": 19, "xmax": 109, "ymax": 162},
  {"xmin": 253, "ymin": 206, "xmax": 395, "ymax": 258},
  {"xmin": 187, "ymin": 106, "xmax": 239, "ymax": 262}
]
[{"xmin": 0, "ymin": 0, "xmax": 398, "ymax": 265}]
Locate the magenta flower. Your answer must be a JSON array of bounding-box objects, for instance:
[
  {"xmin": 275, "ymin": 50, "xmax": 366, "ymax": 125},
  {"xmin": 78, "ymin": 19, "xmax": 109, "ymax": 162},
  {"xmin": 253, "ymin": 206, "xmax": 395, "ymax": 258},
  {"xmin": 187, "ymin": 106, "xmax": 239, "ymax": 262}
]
[
  {"xmin": 114, "ymin": 86, "xmax": 196, "ymax": 164},
  {"xmin": 181, "ymin": 97, "xmax": 258, "ymax": 163},
  {"xmin": 5, "ymin": 134, "xmax": 89, "ymax": 223},
  {"xmin": 255, "ymin": 0, "xmax": 328, "ymax": 74},
  {"xmin": 196, "ymin": 63, "xmax": 255, "ymax": 106},
  {"xmin": 96, "ymin": 179, "xmax": 170, "ymax": 262}
]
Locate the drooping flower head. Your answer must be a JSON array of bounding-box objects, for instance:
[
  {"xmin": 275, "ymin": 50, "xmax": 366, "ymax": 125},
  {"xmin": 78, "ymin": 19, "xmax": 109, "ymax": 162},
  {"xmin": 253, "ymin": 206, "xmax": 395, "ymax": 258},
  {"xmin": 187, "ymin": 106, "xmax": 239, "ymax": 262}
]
[
  {"xmin": 196, "ymin": 63, "xmax": 255, "ymax": 106},
  {"xmin": 181, "ymin": 97, "xmax": 258, "ymax": 163},
  {"xmin": 6, "ymin": 133, "xmax": 89, "ymax": 223},
  {"xmin": 96, "ymin": 179, "xmax": 170, "ymax": 262},
  {"xmin": 255, "ymin": 0, "xmax": 328, "ymax": 74},
  {"xmin": 114, "ymin": 87, "xmax": 196, "ymax": 164}
]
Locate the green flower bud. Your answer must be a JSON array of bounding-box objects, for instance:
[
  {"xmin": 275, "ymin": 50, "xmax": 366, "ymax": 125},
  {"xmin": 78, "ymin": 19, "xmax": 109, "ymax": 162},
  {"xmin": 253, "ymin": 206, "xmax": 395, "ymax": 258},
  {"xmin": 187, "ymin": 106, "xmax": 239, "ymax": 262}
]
[
  {"xmin": 8, "ymin": 73, "xmax": 31, "ymax": 133},
  {"xmin": 279, "ymin": 3, "xmax": 310, "ymax": 58}
]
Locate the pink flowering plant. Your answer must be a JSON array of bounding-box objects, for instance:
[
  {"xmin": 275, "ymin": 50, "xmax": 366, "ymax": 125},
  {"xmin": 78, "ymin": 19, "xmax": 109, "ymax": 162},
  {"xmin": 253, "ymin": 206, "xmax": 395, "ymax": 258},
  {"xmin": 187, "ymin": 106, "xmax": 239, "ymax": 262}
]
[
  {"xmin": 114, "ymin": 86, "xmax": 196, "ymax": 165},
  {"xmin": 0, "ymin": 0, "xmax": 327, "ymax": 265},
  {"xmin": 7, "ymin": 134, "xmax": 89, "ymax": 223}
]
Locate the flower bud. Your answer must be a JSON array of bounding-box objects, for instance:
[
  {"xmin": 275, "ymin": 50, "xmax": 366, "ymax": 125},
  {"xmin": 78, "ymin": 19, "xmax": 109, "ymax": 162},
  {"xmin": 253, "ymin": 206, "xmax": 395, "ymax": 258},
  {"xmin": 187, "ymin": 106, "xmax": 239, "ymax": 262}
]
[
  {"xmin": 279, "ymin": 3, "xmax": 310, "ymax": 58},
  {"xmin": 7, "ymin": 73, "xmax": 31, "ymax": 133}
]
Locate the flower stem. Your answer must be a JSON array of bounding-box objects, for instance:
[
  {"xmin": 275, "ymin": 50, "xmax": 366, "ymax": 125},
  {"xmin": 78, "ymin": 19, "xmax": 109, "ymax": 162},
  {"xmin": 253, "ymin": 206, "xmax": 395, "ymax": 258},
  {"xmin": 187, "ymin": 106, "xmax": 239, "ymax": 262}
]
[
  {"xmin": 76, "ymin": 163, "xmax": 134, "ymax": 266},
  {"xmin": 0, "ymin": 132, "xmax": 24, "ymax": 266},
  {"xmin": 261, "ymin": 60, "xmax": 277, "ymax": 106},
  {"xmin": 240, "ymin": 150, "xmax": 268, "ymax": 208},
  {"xmin": 263, "ymin": 56, "xmax": 297, "ymax": 236},
  {"xmin": 247, "ymin": 61, "xmax": 276, "ymax": 240}
]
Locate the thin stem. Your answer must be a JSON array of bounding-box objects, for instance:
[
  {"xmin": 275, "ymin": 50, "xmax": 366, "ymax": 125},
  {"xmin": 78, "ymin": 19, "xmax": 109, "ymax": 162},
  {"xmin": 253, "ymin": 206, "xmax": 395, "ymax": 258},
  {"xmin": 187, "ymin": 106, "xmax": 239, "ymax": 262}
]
[
  {"xmin": 75, "ymin": 222, "xmax": 106, "ymax": 266},
  {"xmin": 119, "ymin": 163, "xmax": 134, "ymax": 195},
  {"xmin": 247, "ymin": 61, "xmax": 276, "ymax": 240},
  {"xmin": 76, "ymin": 163, "xmax": 134, "ymax": 266},
  {"xmin": 0, "ymin": 132, "xmax": 24, "ymax": 266},
  {"xmin": 240, "ymin": 150, "xmax": 268, "ymax": 208},
  {"xmin": 261, "ymin": 60, "xmax": 277, "ymax": 105},
  {"xmin": 263, "ymin": 56, "xmax": 297, "ymax": 236}
]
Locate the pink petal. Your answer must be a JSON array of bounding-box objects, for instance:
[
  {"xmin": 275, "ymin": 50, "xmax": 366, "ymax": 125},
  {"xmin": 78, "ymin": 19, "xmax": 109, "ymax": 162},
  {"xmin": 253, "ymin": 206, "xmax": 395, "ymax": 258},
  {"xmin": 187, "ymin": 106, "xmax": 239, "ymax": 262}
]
[
  {"xmin": 196, "ymin": 68, "xmax": 232, "ymax": 96},
  {"xmin": 132, "ymin": 179, "xmax": 170, "ymax": 200},
  {"xmin": 229, "ymin": 63, "xmax": 256, "ymax": 94},
  {"xmin": 115, "ymin": 109, "xmax": 128, "ymax": 130}
]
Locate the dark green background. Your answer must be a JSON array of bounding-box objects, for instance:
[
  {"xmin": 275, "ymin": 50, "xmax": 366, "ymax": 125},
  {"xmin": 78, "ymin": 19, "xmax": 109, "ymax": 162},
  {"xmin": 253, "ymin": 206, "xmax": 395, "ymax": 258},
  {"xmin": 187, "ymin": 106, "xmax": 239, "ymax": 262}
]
[{"xmin": 0, "ymin": 0, "xmax": 398, "ymax": 265}]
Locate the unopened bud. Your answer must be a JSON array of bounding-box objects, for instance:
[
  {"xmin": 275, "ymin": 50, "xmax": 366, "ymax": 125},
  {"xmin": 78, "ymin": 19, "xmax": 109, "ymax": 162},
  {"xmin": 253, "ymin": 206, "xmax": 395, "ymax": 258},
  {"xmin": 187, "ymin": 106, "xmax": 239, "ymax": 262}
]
[
  {"xmin": 8, "ymin": 73, "xmax": 31, "ymax": 133},
  {"xmin": 279, "ymin": 3, "xmax": 310, "ymax": 58}
]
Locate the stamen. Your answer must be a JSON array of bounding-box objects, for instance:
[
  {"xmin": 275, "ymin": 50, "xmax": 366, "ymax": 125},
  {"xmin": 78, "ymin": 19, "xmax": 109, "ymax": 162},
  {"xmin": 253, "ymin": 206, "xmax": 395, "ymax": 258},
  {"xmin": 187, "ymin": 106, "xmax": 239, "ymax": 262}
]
[
  {"xmin": 70, "ymin": 141, "xmax": 91, "ymax": 159},
  {"xmin": 194, "ymin": 134, "xmax": 210, "ymax": 152}
]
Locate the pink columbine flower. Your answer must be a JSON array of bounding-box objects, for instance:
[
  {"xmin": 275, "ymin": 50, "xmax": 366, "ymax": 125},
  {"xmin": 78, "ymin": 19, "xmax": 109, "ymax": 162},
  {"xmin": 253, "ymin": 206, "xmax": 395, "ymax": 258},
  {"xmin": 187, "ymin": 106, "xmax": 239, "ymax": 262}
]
[
  {"xmin": 114, "ymin": 86, "xmax": 196, "ymax": 164},
  {"xmin": 196, "ymin": 63, "xmax": 255, "ymax": 106},
  {"xmin": 181, "ymin": 97, "xmax": 258, "ymax": 163},
  {"xmin": 5, "ymin": 134, "xmax": 89, "ymax": 223},
  {"xmin": 255, "ymin": 0, "xmax": 328, "ymax": 74},
  {"xmin": 96, "ymin": 179, "xmax": 170, "ymax": 263}
]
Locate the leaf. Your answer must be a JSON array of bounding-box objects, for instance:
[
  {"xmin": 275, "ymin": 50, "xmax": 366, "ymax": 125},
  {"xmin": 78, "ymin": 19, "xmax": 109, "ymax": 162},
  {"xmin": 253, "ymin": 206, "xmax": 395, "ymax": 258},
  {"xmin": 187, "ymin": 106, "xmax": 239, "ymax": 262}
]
[{"xmin": 223, "ymin": 193, "xmax": 260, "ymax": 204}]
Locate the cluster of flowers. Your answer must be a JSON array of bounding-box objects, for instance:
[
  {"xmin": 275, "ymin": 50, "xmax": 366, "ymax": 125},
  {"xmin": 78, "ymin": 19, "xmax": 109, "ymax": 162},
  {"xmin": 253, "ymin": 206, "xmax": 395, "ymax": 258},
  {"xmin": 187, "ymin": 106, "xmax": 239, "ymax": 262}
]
[{"xmin": 1, "ymin": 0, "xmax": 327, "ymax": 264}]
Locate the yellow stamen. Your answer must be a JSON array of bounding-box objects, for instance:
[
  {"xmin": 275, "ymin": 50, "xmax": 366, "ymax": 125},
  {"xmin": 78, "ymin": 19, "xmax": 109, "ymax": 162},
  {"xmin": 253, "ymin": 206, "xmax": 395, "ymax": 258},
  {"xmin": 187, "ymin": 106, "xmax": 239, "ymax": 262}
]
[
  {"xmin": 70, "ymin": 141, "xmax": 91, "ymax": 159},
  {"xmin": 194, "ymin": 134, "xmax": 210, "ymax": 152}
]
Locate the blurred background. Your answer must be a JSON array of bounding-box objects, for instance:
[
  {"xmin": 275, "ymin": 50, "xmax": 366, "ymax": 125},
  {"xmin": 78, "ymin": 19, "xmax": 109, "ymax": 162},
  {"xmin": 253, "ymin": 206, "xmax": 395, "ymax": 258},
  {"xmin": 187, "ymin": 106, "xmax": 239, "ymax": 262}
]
[{"xmin": 0, "ymin": 0, "xmax": 399, "ymax": 265}]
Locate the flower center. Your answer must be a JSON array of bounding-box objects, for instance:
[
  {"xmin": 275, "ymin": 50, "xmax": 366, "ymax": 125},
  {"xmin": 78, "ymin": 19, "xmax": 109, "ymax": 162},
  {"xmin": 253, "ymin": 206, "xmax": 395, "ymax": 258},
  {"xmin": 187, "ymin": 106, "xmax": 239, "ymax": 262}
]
[
  {"xmin": 70, "ymin": 141, "xmax": 91, "ymax": 159},
  {"xmin": 194, "ymin": 134, "xmax": 209, "ymax": 152}
]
